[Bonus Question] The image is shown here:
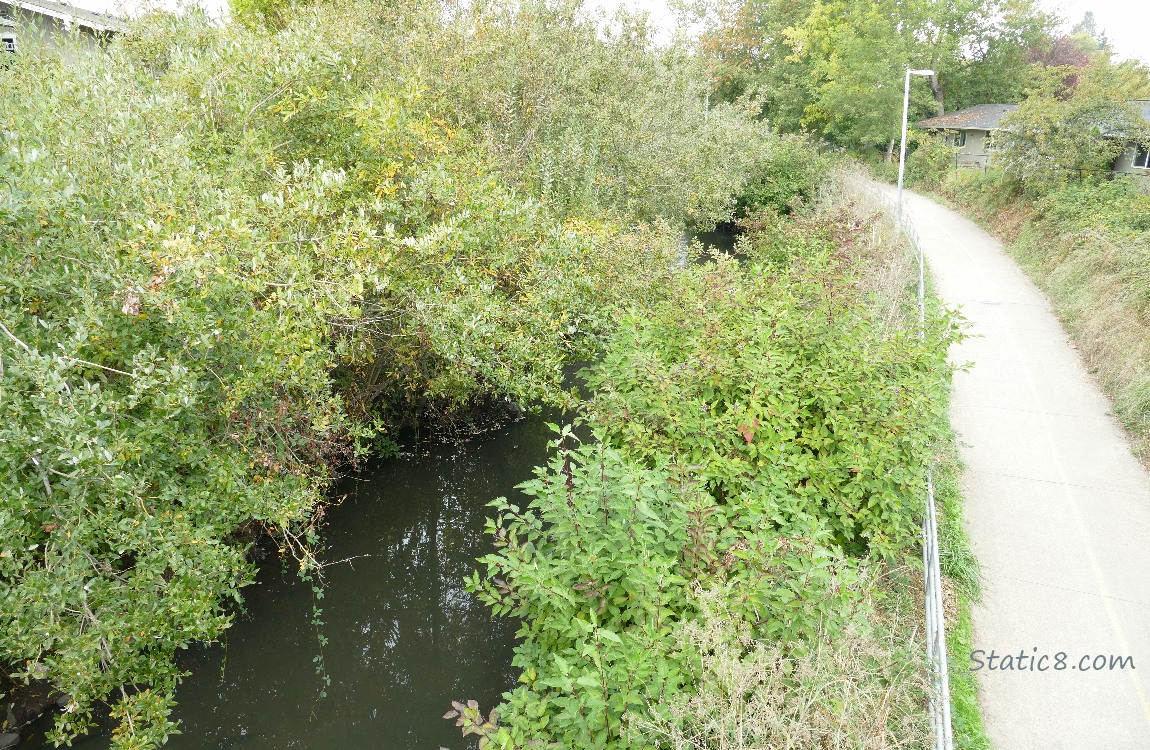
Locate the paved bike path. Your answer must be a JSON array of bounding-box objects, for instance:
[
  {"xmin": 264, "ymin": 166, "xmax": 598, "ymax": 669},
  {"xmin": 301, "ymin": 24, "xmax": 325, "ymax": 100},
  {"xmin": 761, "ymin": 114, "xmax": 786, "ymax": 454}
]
[{"xmin": 877, "ymin": 183, "xmax": 1150, "ymax": 749}]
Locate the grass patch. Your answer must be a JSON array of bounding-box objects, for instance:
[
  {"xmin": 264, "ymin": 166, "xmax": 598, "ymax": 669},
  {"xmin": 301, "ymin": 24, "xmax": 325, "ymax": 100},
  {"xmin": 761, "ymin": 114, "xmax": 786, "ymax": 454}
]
[
  {"xmin": 947, "ymin": 599, "xmax": 991, "ymax": 749},
  {"xmin": 934, "ymin": 427, "xmax": 991, "ymax": 749}
]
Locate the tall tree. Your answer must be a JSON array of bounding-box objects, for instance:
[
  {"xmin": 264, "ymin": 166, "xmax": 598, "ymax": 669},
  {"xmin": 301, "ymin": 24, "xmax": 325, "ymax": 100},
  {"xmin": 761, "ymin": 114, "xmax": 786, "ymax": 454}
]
[
  {"xmin": 996, "ymin": 56, "xmax": 1150, "ymax": 187},
  {"xmin": 1070, "ymin": 11, "xmax": 1109, "ymax": 50},
  {"xmin": 699, "ymin": 0, "xmax": 1054, "ymax": 149}
]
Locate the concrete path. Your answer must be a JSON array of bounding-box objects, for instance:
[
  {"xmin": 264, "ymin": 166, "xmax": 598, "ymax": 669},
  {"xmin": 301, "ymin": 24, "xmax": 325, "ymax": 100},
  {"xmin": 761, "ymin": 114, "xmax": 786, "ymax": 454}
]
[{"xmin": 877, "ymin": 183, "xmax": 1150, "ymax": 749}]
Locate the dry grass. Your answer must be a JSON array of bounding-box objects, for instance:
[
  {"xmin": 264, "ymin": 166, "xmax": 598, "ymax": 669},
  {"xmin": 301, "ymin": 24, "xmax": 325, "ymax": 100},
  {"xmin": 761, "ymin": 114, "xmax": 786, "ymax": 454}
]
[
  {"xmin": 819, "ymin": 169, "xmax": 918, "ymax": 332},
  {"xmin": 1008, "ymin": 226, "xmax": 1150, "ymax": 460},
  {"xmin": 627, "ymin": 579, "xmax": 931, "ymax": 750}
]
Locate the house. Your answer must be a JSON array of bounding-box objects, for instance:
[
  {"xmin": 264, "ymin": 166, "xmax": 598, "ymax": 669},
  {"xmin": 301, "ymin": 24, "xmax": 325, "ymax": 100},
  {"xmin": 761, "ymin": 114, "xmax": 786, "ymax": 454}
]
[
  {"xmin": 1, "ymin": 0, "xmax": 124, "ymax": 55},
  {"xmin": 1110, "ymin": 100, "xmax": 1150, "ymax": 176},
  {"xmin": 2, "ymin": 13, "xmax": 15, "ymax": 52},
  {"xmin": 2, "ymin": 5, "xmax": 16, "ymax": 52},
  {"xmin": 917, "ymin": 104, "xmax": 1019, "ymax": 169}
]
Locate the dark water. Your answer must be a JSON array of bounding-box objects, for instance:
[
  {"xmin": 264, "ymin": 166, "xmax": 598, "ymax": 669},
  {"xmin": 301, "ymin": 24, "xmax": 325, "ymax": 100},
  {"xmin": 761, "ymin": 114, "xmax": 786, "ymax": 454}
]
[
  {"xmin": 44, "ymin": 415, "xmax": 558, "ymax": 750},
  {"xmin": 16, "ymin": 224, "xmax": 738, "ymax": 748},
  {"xmin": 690, "ymin": 221, "xmax": 740, "ymax": 256}
]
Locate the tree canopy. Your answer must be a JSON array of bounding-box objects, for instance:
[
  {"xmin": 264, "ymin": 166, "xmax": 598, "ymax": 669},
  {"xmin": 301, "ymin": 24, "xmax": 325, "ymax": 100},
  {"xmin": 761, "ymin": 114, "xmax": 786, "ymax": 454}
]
[{"xmin": 699, "ymin": 0, "xmax": 1054, "ymax": 149}]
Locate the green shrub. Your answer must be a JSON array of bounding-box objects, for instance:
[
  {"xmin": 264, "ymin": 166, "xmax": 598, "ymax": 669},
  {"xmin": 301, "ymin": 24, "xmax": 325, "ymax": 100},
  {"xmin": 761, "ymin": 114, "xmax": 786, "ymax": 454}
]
[
  {"xmin": 869, "ymin": 158, "xmax": 900, "ymax": 184},
  {"xmin": 1033, "ymin": 176, "xmax": 1150, "ymax": 238},
  {"xmin": 586, "ymin": 212, "xmax": 958, "ymax": 559},
  {"xmin": 466, "ymin": 436, "xmax": 867, "ymax": 749},
  {"xmin": 906, "ymin": 131, "xmax": 957, "ymax": 189},
  {"xmin": 226, "ymin": 0, "xmax": 773, "ymax": 228},
  {"xmin": 0, "ymin": 3, "xmax": 774, "ymax": 745},
  {"xmin": 736, "ymin": 134, "xmax": 830, "ymax": 215},
  {"xmin": 463, "ymin": 205, "xmax": 958, "ymax": 748}
]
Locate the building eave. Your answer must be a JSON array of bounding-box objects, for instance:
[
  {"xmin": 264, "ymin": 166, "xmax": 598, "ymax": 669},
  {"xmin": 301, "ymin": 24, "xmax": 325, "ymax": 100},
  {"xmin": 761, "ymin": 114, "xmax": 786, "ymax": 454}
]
[{"xmin": 5, "ymin": 0, "xmax": 125, "ymax": 32}]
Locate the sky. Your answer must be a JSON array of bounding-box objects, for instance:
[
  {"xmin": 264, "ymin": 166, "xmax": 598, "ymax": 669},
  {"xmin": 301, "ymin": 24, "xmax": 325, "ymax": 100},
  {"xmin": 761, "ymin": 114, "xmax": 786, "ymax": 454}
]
[
  {"xmin": 582, "ymin": 0, "xmax": 1150, "ymax": 64},
  {"xmin": 63, "ymin": 0, "xmax": 1149, "ymax": 65},
  {"xmin": 1040, "ymin": 0, "xmax": 1149, "ymax": 64}
]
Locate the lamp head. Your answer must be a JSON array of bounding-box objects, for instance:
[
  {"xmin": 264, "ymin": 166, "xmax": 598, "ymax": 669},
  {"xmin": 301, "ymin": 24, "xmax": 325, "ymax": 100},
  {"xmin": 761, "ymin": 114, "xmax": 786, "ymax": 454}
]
[{"xmin": 910, "ymin": 69, "xmax": 936, "ymax": 76}]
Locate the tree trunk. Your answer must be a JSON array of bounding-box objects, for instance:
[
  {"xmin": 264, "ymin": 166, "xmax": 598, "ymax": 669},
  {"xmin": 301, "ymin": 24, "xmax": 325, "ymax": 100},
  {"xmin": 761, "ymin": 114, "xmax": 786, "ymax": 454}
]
[
  {"xmin": 928, "ymin": 74, "xmax": 945, "ymax": 116},
  {"xmin": 885, "ymin": 137, "xmax": 896, "ymax": 163}
]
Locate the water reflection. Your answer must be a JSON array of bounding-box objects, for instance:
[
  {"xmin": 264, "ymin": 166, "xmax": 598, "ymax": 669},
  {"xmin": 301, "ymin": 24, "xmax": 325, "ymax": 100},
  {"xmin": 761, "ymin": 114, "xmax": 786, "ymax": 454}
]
[{"xmin": 48, "ymin": 416, "xmax": 554, "ymax": 750}]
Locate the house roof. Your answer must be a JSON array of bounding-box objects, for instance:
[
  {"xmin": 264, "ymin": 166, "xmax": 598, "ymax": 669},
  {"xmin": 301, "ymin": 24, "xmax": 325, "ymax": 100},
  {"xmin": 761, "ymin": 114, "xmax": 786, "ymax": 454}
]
[
  {"xmin": 917, "ymin": 104, "xmax": 1019, "ymax": 131},
  {"xmin": 1132, "ymin": 100, "xmax": 1150, "ymax": 126},
  {"xmin": 1, "ymin": 0, "xmax": 125, "ymax": 32}
]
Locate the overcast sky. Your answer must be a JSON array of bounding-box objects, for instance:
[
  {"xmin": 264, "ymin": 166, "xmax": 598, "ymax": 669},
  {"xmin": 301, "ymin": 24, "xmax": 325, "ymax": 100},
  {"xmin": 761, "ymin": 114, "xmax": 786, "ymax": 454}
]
[
  {"xmin": 587, "ymin": 0, "xmax": 1148, "ymax": 63},
  {"xmin": 69, "ymin": 0, "xmax": 1149, "ymax": 65},
  {"xmin": 1042, "ymin": 0, "xmax": 1148, "ymax": 64}
]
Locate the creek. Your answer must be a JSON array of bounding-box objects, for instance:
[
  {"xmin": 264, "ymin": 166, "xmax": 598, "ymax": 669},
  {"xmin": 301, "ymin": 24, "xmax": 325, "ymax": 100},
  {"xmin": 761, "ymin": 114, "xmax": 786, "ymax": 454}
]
[
  {"xmin": 691, "ymin": 221, "xmax": 739, "ymax": 256},
  {"xmin": 17, "ymin": 225, "xmax": 741, "ymax": 750},
  {"xmin": 27, "ymin": 415, "xmax": 557, "ymax": 750}
]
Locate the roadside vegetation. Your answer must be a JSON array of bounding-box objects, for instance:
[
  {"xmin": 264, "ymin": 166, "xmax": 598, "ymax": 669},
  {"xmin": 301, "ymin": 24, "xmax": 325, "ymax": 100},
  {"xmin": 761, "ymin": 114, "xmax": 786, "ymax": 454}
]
[
  {"xmin": 0, "ymin": 2, "xmax": 773, "ymax": 745},
  {"xmin": 933, "ymin": 416, "xmax": 990, "ymax": 749},
  {"xmin": 844, "ymin": 178, "xmax": 989, "ymax": 749},
  {"xmin": 460, "ymin": 169, "xmax": 963, "ymax": 748}
]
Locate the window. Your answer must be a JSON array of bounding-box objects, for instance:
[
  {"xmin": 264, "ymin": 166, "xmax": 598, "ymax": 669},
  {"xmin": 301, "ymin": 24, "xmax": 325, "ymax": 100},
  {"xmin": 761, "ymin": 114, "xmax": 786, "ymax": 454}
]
[
  {"xmin": 955, "ymin": 130, "xmax": 967, "ymax": 148},
  {"xmin": 1, "ymin": 36, "xmax": 15, "ymax": 53},
  {"xmin": 1135, "ymin": 145, "xmax": 1150, "ymax": 170}
]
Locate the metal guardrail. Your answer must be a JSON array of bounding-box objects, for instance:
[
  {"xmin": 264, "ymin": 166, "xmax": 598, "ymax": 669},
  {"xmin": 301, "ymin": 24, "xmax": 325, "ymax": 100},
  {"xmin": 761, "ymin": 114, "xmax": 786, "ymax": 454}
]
[{"xmin": 853, "ymin": 181, "xmax": 955, "ymax": 750}]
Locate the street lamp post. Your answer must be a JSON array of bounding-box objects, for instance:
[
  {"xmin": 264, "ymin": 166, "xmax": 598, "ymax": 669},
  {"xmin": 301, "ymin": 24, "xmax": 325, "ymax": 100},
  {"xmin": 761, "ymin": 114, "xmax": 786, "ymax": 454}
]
[
  {"xmin": 896, "ymin": 68, "xmax": 935, "ymax": 227},
  {"xmin": 895, "ymin": 66, "xmax": 953, "ymax": 750}
]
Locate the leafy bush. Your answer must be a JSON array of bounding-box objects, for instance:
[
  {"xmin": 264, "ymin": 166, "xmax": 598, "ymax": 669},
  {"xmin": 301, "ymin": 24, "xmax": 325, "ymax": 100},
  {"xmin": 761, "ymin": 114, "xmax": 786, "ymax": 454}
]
[
  {"xmin": 233, "ymin": 0, "xmax": 773, "ymax": 228},
  {"xmin": 735, "ymin": 134, "xmax": 830, "ymax": 215},
  {"xmin": 857, "ymin": 134, "xmax": 954, "ymax": 190},
  {"xmin": 413, "ymin": 0, "xmax": 772, "ymax": 228},
  {"xmin": 465, "ymin": 437, "xmax": 867, "ymax": 749},
  {"xmin": 868, "ymin": 158, "xmax": 900, "ymax": 184},
  {"xmin": 906, "ymin": 130, "xmax": 957, "ymax": 189},
  {"xmin": 0, "ymin": 2, "xmax": 772, "ymax": 745},
  {"xmin": 463, "ymin": 204, "xmax": 957, "ymax": 748},
  {"xmin": 586, "ymin": 212, "xmax": 957, "ymax": 559},
  {"xmin": 1032, "ymin": 177, "xmax": 1150, "ymax": 238}
]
